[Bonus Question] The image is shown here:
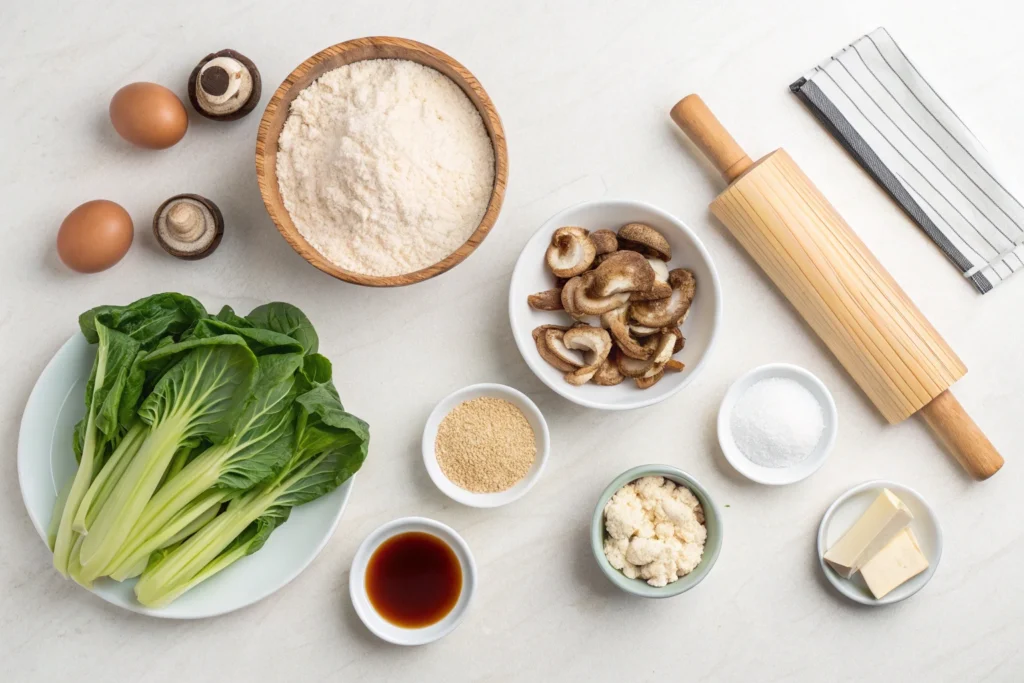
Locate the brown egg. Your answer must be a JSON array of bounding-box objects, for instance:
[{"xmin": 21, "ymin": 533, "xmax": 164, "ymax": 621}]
[
  {"xmin": 57, "ymin": 200, "xmax": 134, "ymax": 273},
  {"xmin": 109, "ymin": 82, "xmax": 188, "ymax": 149}
]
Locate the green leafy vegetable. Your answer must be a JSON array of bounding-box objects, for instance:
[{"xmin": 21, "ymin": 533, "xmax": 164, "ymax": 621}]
[
  {"xmin": 75, "ymin": 336, "xmax": 258, "ymax": 582},
  {"xmin": 47, "ymin": 293, "xmax": 368, "ymax": 607},
  {"xmin": 52, "ymin": 323, "xmax": 141, "ymax": 575},
  {"xmin": 246, "ymin": 302, "xmax": 319, "ymax": 355}
]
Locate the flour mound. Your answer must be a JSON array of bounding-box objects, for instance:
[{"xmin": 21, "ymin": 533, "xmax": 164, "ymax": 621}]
[{"xmin": 276, "ymin": 59, "xmax": 495, "ymax": 277}]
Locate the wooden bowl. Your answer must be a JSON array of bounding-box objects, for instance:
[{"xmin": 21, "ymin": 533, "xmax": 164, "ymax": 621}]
[{"xmin": 255, "ymin": 37, "xmax": 509, "ymax": 287}]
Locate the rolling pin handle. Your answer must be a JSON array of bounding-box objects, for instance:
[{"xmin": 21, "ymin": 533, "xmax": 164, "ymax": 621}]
[
  {"xmin": 670, "ymin": 94, "xmax": 753, "ymax": 183},
  {"xmin": 919, "ymin": 389, "xmax": 1004, "ymax": 480}
]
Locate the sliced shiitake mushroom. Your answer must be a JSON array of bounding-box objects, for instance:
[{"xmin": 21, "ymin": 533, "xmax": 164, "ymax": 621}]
[
  {"xmin": 545, "ymin": 328, "xmax": 587, "ymax": 371},
  {"xmin": 574, "ymin": 272, "xmax": 630, "ymax": 315},
  {"xmin": 629, "ymin": 323, "xmax": 662, "ymax": 337},
  {"xmin": 561, "ymin": 277, "xmax": 587, "ymax": 319},
  {"xmin": 666, "ymin": 326, "xmax": 685, "ymax": 353},
  {"xmin": 651, "ymin": 333, "xmax": 676, "ymax": 365},
  {"xmin": 648, "ymin": 258, "xmax": 669, "ymax": 283},
  {"xmin": 528, "ymin": 288, "xmax": 564, "ymax": 311},
  {"xmin": 665, "ymin": 359, "xmax": 685, "ymax": 372},
  {"xmin": 636, "ymin": 370, "xmax": 665, "ymax": 389},
  {"xmin": 618, "ymin": 223, "xmax": 671, "ymax": 261},
  {"xmin": 562, "ymin": 325, "xmax": 613, "ymax": 386},
  {"xmin": 629, "ymin": 268, "xmax": 696, "ymax": 328},
  {"xmin": 546, "ymin": 226, "xmax": 596, "ymax": 278},
  {"xmin": 586, "ymin": 251, "xmax": 655, "ymax": 297},
  {"xmin": 616, "ymin": 353, "xmax": 655, "ymax": 378},
  {"xmin": 590, "ymin": 229, "xmax": 619, "ymax": 255},
  {"xmin": 592, "ymin": 357, "xmax": 625, "ymax": 386},
  {"xmin": 629, "ymin": 257, "xmax": 672, "ymax": 301},
  {"xmin": 532, "ymin": 325, "xmax": 579, "ymax": 372},
  {"xmin": 629, "ymin": 280, "xmax": 672, "ymax": 301},
  {"xmin": 601, "ymin": 306, "xmax": 656, "ymax": 360}
]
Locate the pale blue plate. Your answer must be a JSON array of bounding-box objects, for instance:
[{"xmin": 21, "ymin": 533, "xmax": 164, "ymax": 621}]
[{"xmin": 591, "ymin": 465, "xmax": 723, "ymax": 597}]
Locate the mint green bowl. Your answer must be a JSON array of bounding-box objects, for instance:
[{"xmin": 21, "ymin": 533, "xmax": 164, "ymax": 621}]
[{"xmin": 591, "ymin": 465, "xmax": 723, "ymax": 598}]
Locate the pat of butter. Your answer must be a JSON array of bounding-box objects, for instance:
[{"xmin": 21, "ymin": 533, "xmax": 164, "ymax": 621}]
[
  {"xmin": 824, "ymin": 488, "xmax": 912, "ymax": 578},
  {"xmin": 860, "ymin": 528, "xmax": 929, "ymax": 599}
]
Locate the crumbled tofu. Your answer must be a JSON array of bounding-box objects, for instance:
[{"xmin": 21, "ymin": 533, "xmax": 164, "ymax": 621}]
[{"xmin": 602, "ymin": 476, "xmax": 707, "ymax": 587}]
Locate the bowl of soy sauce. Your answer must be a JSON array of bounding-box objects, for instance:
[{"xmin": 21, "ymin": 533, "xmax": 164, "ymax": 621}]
[{"xmin": 350, "ymin": 517, "xmax": 477, "ymax": 645}]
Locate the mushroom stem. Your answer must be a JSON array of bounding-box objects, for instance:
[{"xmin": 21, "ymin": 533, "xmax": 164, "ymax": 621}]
[{"xmin": 166, "ymin": 202, "xmax": 205, "ymax": 242}]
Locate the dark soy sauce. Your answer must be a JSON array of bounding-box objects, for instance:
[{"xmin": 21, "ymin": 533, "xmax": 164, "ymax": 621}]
[{"xmin": 365, "ymin": 531, "xmax": 462, "ymax": 628}]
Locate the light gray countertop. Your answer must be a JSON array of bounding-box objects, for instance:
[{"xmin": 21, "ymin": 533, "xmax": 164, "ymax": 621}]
[{"xmin": 2, "ymin": 1, "xmax": 1022, "ymax": 680}]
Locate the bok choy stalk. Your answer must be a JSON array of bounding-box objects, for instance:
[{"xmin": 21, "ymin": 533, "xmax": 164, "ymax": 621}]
[
  {"xmin": 75, "ymin": 335, "xmax": 258, "ymax": 582},
  {"xmin": 103, "ymin": 353, "xmax": 303, "ymax": 580},
  {"xmin": 52, "ymin": 323, "xmax": 141, "ymax": 575},
  {"xmin": 134, "ymin": 379, "xmax": 369, "ymax": 607}
]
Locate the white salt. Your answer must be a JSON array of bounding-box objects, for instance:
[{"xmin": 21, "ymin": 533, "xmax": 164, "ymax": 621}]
[{"xmin": 730, "ymin": 377, "xmax": 824, "ymax": 468}]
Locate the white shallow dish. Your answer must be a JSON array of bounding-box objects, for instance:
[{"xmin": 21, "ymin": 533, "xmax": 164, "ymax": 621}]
[
  {"xmin": 817, "ymin": 480, "xmax": 942, "ymax": 606},
  {"xmin": 18, "ymin": 334, "xmax": 354, "ymax": 619},
  {"xmin": 350, "ymin": 517, "xmax": 476, "ymax": 645},
  {"xmin": 509, "ymin": 199, "xmax": 722, "ymax": 411},
  {"xmin": 717, "ymin": 363, "xmax": 838, "ymax": 485},
  {"xmin": 423, "ymin": 383, "xmax": 549, "ymax": 507}
]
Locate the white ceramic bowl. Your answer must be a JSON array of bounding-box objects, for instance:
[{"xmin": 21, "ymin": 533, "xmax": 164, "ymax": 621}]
[
  {"xmin": 18, "ymin": 335, "xmax": 354, "ymax": 619},
  {"xmin": 422, "ymin": 383, "xmax": 549, "ymax": 507},
  {"xmin": 350, "ymin": 517, "xmax": 477, "ymax": 645},
  {"xmin": 817, "ymin": 481, "xmax": 942, "ymax": 606},
  {"xmin": 717, "ymin": 363, "xmax": 838, "ymax": 485},
  {"xmin": 509, "ymin": 199, "xmax": 722, "ymax": 411}
]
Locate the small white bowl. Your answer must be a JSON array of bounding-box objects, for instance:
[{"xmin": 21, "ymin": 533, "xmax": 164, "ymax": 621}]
[
  {"xmin": 349, "ymin": 517, "xmax": 477, "ymax": 645},
  {"xmin": 717, "ymin": 363, "xmax": 838, "ymax": 485},
  {"xmin": 817, "ymin": 481, "xmax": 942, "ymax": 606},
  {"xmin": 422, "ymin": 383, "xmax": 550, "ymax": 507},
  {"xmin": 509, "ymin": 199, "xmax": 722, "ymax": 411}
]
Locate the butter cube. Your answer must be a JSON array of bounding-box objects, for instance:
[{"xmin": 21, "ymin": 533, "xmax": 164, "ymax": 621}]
[
  {"xmin": 860, "ymin": 528, "xmax": 929, "ymax": 599},
  {"xmin": 824, "ymin": 488, "xmax": 913, "ymax": 578}
]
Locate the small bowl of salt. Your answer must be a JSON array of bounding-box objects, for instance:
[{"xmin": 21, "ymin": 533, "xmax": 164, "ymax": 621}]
[{"xmin": 717, "ymin": 364, "xmax": 837, "ymax": 485}]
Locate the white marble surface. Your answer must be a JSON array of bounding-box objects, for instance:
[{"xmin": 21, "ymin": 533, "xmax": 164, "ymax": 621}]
[{"xmin": 2, "ymin": 1, "xmax": 1022, "ymax": 681}]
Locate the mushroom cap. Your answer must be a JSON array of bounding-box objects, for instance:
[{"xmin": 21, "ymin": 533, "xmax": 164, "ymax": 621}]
[
  {"xmin": 590, "ymin": 230, "xmax": 619, "ymax": 255},
  {"xmin": 546, "ymin": 226, "xmax": 596, "ymax": 278},
  {"xmin": 574, "ymin": 272, "xmax": 631, "ymax": 315},
  {"xmin": 586, "ymin": 251, "xmax": 656, "ymax": 297},
  {"xmin": 629, "ymin": 268, "xmax": 696, "ymax": 328},
  {"xmin": 618, "ymin": 223, "xmax": 671, "ymax": 261},
  {"xmin": 152, "ymin": 194, "xmax": 224, "ymax": 260},
  {"xmin": 528, "ymin": 288, "xmax": 564, "ymax": 311},
  {"xmin": 187, "ymin": 49, "xmax": 262, "ymax": 121}
]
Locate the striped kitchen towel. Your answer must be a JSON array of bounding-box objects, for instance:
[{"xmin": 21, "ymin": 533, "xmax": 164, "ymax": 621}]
[{"xmin": 791, "ymin": 27, "xmax": 1024, "ymax": 293}]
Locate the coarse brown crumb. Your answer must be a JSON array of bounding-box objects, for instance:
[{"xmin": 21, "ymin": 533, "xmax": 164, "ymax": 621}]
[{"xmin": 435, "ymin": 397, "xmax": 536, "ymax": 493}]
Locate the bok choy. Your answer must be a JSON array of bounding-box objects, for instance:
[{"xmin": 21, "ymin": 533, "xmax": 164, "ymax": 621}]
[{"xmin": 47, "ymin": 294, "xmax": 369, "ymax": 607}]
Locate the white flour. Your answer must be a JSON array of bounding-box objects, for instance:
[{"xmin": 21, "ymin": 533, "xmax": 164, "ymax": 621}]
[{"xmin": 276, "ymin": 59, "xmax": 495, "ymax": 277}]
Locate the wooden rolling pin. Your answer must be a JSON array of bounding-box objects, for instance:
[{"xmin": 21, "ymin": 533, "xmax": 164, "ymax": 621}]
[{"xmin": 671, "ymin": 94, "xmax": 1004, "ymax": 480}]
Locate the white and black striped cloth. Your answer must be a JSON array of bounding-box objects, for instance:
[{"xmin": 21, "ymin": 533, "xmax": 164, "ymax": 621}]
[{"xmin": 792, "ymin": 27, "xmax": 1024, "ymax": 293}]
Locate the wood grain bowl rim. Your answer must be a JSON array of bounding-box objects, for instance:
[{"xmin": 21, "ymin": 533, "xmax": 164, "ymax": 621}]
[{"xmin": 255, "ymin": 36, "xmax": 508, "ymax": 287}]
